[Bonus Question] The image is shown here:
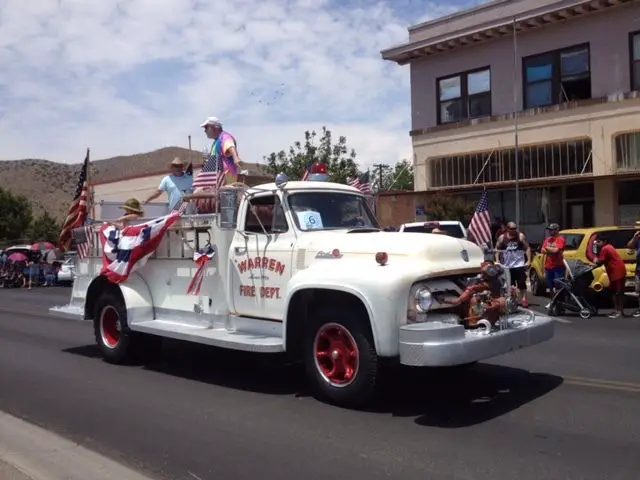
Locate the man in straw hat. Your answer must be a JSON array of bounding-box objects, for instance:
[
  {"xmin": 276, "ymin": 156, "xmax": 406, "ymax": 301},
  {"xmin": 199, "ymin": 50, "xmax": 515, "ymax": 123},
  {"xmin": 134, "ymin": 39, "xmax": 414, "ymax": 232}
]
[
  {"xmin": 626, "ymin": 221, "xmax": 640, "ymax": 318},
  {"xmin": 200, "ymin": 116, "xmax": 243, "ymax": 184},
  {"xmin": 143, "ymin": 157, "xmax": 193, "ymax": 212},
  {"xmin": 117, "ymin": 198, "xmax": 144, "ymax": 225}
]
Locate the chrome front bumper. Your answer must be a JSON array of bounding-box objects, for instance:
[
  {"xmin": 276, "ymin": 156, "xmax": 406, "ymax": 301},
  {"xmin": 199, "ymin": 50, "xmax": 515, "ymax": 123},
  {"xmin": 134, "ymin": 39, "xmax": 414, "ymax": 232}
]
[{"xmin": 398, "ymin": 311, "xmax": 555, "ymax": 367}]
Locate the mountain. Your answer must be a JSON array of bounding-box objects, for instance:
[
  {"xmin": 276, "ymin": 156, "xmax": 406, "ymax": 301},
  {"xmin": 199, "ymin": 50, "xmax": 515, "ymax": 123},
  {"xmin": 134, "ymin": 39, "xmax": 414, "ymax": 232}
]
[{"xmin": 0, "ymin": 147, "xmax": 270, "ymax": 220}]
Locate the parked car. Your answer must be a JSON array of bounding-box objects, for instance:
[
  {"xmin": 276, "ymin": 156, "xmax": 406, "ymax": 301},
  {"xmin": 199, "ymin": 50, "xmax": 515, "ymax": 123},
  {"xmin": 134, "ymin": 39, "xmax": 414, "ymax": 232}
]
[
  {"xmin": 57, "ymin": 258, "xmax": 76, "ymax": 284},
  {"xmin": 529, "ymin": 226, "xmax": 638, "ymax": 296},
  {"xmin": 398, "ymin": 221, "xmax": 468, "ymax": 239}
]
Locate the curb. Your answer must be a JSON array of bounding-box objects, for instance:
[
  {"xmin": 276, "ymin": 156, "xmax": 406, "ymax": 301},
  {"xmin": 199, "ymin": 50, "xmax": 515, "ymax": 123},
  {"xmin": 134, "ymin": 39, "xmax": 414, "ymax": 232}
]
[{"xmin": 0, "ymin": 411, "xmax": 156, "ymax": 480}]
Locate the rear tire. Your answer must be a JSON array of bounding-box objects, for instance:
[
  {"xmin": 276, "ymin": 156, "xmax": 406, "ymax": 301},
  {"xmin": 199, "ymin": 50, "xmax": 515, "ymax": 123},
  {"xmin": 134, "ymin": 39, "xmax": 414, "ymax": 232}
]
[
  {"xmin": 303, "ymin": 307, "xmax": 379, "ymax": 408},
  {"xmin": 93, "ymin": 290, "xmax": 157, "ymax": 364}
]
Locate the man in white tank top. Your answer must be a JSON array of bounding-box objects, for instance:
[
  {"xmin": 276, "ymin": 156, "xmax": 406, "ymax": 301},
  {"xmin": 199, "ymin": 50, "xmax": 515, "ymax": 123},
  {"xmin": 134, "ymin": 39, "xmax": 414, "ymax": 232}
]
[{"xmin": 495, "ymin": 222, "xmax": 532, "ymax": 307}]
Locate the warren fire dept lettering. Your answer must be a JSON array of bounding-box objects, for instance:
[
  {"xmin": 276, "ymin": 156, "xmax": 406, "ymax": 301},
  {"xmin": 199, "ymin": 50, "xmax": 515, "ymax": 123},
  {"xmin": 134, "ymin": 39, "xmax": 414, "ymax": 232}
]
[
  {"xmin": 238, "ymin": 257, "xmax": 285, "ymax": 276},
  {"xmin": 239, "ymin": 285, "xmax": 281, "ymax": 299}
]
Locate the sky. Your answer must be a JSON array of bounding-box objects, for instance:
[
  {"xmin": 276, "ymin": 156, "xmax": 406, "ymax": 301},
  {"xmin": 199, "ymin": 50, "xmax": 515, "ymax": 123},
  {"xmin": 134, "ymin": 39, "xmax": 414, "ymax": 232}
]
[{"xmin": 0, "ymin": 0, "xmax": 484, "ymax": 168}]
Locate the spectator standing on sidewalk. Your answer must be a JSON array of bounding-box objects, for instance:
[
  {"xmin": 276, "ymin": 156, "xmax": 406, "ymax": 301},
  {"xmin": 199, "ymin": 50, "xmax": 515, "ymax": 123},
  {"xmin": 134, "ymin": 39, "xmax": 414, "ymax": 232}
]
[
  {"xmin": 595, "ymin": 234, "xmax": 627, "ymax": 319},
  {"xmin": 626, "ymin": 223, "xmax": 640, "ymax": 318},
  {"xmin": 541, "ymin": 223, "xmax": 566, "ymax": 294},
  {"xmin": 496, "ymin": 221, "xmax": 532, "ymax": 307}
]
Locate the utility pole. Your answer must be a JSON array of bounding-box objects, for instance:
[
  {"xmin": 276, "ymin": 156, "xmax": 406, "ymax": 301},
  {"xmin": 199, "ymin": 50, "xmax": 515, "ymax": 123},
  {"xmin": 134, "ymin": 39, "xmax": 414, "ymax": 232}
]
[
  {"xmin": 372, "ymin": 163, "xmax": 390, "ymax": 191},
  {"xmin": 512, "ymin": 17, "xmax": 521, "ymax": 226}
]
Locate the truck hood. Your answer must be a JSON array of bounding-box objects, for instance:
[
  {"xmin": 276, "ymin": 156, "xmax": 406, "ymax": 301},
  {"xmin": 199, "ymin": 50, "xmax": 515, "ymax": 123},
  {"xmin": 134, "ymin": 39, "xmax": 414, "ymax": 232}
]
[{"xmin": 299, "ymin": 230, "xmax": 484, "ymax": 274}]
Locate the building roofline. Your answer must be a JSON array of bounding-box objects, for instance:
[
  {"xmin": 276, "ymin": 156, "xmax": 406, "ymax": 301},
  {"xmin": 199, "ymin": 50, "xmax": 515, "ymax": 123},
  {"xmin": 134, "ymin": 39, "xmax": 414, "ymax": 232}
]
[
  {"xmin": 381, "ymin": 0, "xmax": 629, "ymax": 65},
  {"xmin": 407, "ymin": 0, "xmax": 511, "ymax": 33}
]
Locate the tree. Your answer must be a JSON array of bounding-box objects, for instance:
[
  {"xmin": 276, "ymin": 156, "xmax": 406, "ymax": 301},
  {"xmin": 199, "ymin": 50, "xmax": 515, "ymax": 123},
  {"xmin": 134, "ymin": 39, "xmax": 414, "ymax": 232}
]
[
  {"xmin": 29, "ymin": 211, "xmax": 61, "ymax": 243},
  {"xmin": 0, "ymin": 187, "xmax": 33, "ymax": 243},
  {"xmin": 380, "ymin": 159, "xmax": 414, "ymax": 191},
  {"xmin": 423, "ymin": 192, "xmax": 476, "ymax": 225},
  {"xmin": 264, "ymin": 126, "xmax": 360, "ymax": 184}
]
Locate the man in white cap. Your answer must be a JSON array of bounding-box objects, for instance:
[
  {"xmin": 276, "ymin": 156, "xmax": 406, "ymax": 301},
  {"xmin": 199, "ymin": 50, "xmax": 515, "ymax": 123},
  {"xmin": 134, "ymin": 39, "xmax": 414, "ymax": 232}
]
[{"xmin": 200, "ymin": 116, "xmax": 243, "ymax": 184}]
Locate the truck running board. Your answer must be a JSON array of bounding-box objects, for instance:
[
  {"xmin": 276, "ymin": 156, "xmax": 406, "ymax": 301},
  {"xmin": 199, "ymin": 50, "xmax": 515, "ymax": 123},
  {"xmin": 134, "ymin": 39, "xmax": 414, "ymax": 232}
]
[{"xmin": 131, "ymin": 320, "xmax": 285, "ymax": 353}]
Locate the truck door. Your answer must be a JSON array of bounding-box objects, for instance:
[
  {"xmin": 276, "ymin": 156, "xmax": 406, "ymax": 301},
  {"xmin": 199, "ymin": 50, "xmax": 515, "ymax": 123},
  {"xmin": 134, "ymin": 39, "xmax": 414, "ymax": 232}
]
[{"xmin": 229, "ymin": 192, "xmax": 293, "ymax": 320}]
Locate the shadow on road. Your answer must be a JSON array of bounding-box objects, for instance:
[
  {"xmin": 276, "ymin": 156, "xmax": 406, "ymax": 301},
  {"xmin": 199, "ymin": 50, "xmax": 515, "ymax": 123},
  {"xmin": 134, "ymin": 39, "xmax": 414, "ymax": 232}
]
[
  {"xmin": 376, "ymin": 363, "xmax": 563, "ymax": 428},
  {"xmin": 63, "ymin": 340, "xmax": 563, "ymax": 427}
]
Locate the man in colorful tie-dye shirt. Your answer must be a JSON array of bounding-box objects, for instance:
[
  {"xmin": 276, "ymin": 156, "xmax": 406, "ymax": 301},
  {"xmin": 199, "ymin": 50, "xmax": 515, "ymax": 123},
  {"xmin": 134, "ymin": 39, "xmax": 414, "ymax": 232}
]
[{"xmin": 200, "ymin": 116, "xmax": 243, "ymax": 183}]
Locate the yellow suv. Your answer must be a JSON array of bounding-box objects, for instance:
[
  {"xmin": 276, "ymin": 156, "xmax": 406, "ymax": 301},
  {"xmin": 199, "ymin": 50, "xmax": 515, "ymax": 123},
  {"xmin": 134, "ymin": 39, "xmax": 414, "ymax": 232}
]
[{"xmin": 529, "ymin": 226, "xmax": 638, "ymax": 296}]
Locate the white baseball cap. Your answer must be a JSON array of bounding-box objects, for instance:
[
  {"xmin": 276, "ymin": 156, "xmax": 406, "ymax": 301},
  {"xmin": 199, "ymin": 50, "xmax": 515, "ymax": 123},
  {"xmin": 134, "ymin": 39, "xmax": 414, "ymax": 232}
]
[{"xmin": 200, "ymin": 116, "xmax": 222, "ymax": 128}]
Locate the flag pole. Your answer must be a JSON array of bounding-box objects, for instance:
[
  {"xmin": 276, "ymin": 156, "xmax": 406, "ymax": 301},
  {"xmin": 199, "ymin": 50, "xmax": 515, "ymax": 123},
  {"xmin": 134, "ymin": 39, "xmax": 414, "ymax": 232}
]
[{"xmin": 87, "ymin": 148, "xmax": 95, "ymax": 223}]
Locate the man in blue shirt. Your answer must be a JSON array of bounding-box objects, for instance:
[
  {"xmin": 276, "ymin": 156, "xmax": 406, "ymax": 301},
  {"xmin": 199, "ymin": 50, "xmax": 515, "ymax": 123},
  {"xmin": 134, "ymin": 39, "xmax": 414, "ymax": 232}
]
[{"xmin": 143, "ymin": 157, "xmax": 193, "ymax": 212}]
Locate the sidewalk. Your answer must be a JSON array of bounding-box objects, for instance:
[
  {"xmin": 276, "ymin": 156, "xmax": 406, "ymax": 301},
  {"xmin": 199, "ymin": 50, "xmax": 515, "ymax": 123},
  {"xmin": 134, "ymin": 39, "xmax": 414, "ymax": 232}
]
[
  {"xmin": 0, "ymin": 411, "xmax": 156, "ymax": 480},
  {"xmin": 0, "ymin": 458, "xmax": 34, "ymax": 480}
]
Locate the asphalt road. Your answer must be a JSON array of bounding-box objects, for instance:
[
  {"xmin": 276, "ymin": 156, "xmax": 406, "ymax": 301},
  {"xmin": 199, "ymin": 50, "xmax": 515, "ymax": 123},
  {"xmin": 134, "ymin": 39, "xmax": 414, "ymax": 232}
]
[{"xmin": 1, "ymin": 288, "xmax": 640, "ymax": 480}]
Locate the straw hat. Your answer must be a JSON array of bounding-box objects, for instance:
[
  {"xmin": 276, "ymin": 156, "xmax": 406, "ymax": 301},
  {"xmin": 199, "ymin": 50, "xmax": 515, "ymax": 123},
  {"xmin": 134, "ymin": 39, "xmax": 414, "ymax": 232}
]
[
  {"xmin": 120, "ymin": 198, "xmax": 144, "ymax": 215},
  {"xmin": 170, "ymin": 157, "xmax": 184, "ymax": 167}
]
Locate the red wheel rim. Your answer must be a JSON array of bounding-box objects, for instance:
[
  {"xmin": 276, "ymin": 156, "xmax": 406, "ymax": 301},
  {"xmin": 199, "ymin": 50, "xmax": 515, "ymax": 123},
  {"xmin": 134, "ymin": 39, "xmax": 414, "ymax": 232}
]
[
  {"xmin": 100, "ymin": 306, "xmax": 121, "ymax": 349},
  {"xmin": 313, "ymin": 323, "xmax": 359, "ymax": 387}
]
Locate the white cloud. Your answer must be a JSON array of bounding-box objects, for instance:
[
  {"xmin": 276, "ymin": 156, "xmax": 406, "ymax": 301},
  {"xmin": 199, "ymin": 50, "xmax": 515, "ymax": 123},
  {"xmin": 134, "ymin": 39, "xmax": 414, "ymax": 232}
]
[{"xmin": 0, "ymin": 0, "xmax": 479, "ymax": 170}]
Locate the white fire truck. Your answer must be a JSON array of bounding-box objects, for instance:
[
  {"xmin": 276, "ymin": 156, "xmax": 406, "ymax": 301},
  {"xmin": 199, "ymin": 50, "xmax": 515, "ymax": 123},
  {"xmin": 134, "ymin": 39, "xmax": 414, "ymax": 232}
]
[{"xmin": 50, "ymin": 175, "xmax": 555, "ymax": 407}]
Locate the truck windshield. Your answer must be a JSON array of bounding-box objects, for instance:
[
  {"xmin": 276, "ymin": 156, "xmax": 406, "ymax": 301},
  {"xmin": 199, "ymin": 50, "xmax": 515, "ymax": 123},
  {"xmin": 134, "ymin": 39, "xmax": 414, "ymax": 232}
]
[{"xmin": 288, "ymin": 192, "xmax": 379, "ymax": 231}]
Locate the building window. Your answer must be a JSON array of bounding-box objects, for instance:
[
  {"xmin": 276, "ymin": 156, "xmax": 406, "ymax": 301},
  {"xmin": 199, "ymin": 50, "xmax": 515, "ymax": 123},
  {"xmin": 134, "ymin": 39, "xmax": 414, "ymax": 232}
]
[
  {"xmin": 523, "ymin": 45, "xmax": 591, "ymax": 109},
  {"xmin": 618, "ymin": 180, "xmax": 640, "ymax": 225},
  {"xmin": 630, "ymin": 32, "xmax": 640, "ymax": 90},
  {"xmin": 615, "ymin": 131, "xmax": 640, "ymax": 171},
  {"xmin": 429, "ymin": 139, "xmax": 592, "ymax": 188},
  {"xmin": 437, "ymin": 68, "xmax": 491, "ymax": 124}
]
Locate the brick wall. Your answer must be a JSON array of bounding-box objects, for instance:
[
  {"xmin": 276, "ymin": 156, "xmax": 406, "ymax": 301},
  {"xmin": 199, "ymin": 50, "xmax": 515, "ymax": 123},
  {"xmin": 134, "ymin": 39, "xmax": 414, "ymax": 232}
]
[{"xmin": 376, "ymin": 192, "xmax": 419, "ymax": 228}]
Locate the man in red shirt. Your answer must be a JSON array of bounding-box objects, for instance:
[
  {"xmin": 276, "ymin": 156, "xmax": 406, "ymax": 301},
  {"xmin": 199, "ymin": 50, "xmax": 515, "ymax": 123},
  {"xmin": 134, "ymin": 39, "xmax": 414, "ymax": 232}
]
[
  {"xmin": 594, "ymin": 234, "xmax": 627, "ymax": 318},
  {"xmin": 541, "ymin": 223, "xmax": 566, "ymax": 294}
]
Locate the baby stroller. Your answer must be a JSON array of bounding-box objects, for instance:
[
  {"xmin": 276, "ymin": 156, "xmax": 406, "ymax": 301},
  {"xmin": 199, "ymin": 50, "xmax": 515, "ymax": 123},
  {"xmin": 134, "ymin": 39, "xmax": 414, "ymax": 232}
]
[{"xmin": 546, "ymin": 259, "xmax": 599, "ymax": 319}]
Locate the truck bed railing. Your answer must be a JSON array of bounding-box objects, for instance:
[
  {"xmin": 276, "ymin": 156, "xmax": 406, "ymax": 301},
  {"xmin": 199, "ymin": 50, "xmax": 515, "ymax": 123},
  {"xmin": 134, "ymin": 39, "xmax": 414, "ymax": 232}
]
[
  {"xmin": 77, "ymin": 184, "xmax": 249, "ymax": 260},
  {"xmin": 77, "ymin": 213, "xmax": 219, "ymax": 260}
]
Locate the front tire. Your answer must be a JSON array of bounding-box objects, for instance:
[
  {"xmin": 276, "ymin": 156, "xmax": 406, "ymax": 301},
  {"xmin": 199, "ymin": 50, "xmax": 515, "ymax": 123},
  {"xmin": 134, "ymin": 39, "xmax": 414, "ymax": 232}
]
[{"xmin": 303, "ymin": 307, "xmax": 379, "ymax": 408}]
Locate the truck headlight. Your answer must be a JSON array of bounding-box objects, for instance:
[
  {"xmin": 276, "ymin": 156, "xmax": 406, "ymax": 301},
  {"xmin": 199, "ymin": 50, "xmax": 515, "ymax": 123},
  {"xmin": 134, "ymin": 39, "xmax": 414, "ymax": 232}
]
[{"xmin": 414, "ymin": 287, "xmax": 433, "ymax": 312}]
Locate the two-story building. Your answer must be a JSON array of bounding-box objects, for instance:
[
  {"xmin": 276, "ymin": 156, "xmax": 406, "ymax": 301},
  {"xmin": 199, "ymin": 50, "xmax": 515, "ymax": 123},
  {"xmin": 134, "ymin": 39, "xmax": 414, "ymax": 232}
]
[{"xmin": 381, "ymin": 0, "xmax": 640, "ymax": 241}]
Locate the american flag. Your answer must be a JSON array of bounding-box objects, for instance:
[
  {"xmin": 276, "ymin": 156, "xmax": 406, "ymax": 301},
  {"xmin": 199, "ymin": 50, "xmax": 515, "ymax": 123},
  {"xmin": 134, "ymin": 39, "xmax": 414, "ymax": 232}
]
[
  {"xmin": 193, "ymin": 151, "xmax": 226, "ymax": 190},
  {"xmin": 59, "ymin": 149, "xmax": 90, "ymax": 251},
  {"xmin": 72, "ymin": 225, "xmax": 94, "ymax": 259},
  {"xmin": 99, "ymin": 211, "xmax": 182, "ymax": 284},
  {"xmin": 468, "ymin": 190, "xmax": 492, "ymax": 247},
  {"xmin": 349, "ymin": 171, "xmax": 372, "ymax": 195},
  {"xmin": 301, "ymin": 162, "xmax": 312, "ymax": 181},
  {"xmin": 170, "ymin": 200, "xmax": 190, "ymax": 214}
]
